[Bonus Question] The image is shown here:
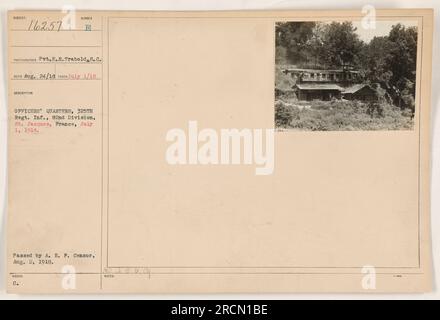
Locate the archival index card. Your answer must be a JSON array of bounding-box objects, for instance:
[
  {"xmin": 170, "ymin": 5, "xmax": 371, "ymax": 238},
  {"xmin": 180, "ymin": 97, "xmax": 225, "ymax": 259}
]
[{"xmin": 7, "ymin": 9, "xmax": 433, "ymax": 293}]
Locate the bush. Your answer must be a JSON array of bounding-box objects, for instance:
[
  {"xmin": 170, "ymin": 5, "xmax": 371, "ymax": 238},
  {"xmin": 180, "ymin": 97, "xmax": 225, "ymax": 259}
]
[{"xmin": 275, "ymin": 101, "xmax": 294, "ymax": 127}]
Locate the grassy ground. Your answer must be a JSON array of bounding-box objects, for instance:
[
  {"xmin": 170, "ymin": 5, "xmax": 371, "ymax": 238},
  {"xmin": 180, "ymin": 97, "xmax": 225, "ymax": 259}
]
[{"xmin": 275, "ymin": 99, "xmax": 414, "ymax": 131}]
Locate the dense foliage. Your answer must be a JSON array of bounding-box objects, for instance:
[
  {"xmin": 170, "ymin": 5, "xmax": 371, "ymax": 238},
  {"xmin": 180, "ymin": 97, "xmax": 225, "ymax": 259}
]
[{"xmin": 275, "ymin": 21, "xmax": 418, "ymax": 111}]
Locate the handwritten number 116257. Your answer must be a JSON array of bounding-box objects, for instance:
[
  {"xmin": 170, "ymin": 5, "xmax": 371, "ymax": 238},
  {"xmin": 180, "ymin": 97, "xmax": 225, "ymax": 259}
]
[{"xmin": 27, "ymin": 19, "xmax": 63, "ymax": 32}]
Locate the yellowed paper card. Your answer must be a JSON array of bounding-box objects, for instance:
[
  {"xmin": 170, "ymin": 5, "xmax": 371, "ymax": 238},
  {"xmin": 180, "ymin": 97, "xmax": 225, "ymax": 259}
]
[{"xmin": 7, "ymin": 9, "xmax": 433, "ymax": 293}]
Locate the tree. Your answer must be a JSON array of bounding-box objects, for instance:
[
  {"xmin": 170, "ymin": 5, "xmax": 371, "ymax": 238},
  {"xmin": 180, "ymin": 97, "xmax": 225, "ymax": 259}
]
[
  {"xmin": 320, "ymin": 22, "xmax": 363, "ymax": 69},
  {"xmin": 387, "ymin": 24, "xmax": 418, "ymax": 86},
  {"xmin": 386, "ymin": 24, "xmax": 418, "ymax": 110},
  {"xmin": 305, "ymin": 23, "xmax": 326, "ymax": 68},
  {"xmin": 275, "ymin": 22, "xmax": 316, "ymax": 64},
  {"xmin": 361, "ymin": 36, "xmax": 393, "ymax": 84}
]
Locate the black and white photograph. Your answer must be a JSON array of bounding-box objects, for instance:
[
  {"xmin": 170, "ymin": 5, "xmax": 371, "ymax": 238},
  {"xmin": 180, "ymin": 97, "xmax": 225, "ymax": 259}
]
[{"xmin": 275, "ymin": 20, "xmax": 419, "ymax": 131}]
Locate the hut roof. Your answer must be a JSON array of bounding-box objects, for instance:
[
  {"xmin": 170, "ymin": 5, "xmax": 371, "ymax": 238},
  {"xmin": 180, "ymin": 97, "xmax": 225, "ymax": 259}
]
[
  {"xmin": 285, "ymin": 68, "xmax": 360, "ymax": 74},
  {"xmin": 343, "ymin": 84, "xmax": 375, "ymax": 94},
  {"xmin": 295, "ymin": 83, "xmax": 344, "ymax": 91}
]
